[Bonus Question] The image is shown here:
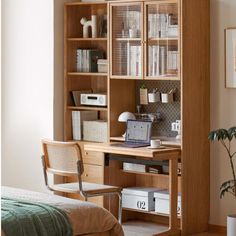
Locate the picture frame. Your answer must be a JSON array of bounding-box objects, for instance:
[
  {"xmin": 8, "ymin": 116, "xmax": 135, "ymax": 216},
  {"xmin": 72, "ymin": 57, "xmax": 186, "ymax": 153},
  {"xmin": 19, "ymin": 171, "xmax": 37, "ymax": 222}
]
[{"xmin": 225, "ymin": 27, "xmax": 236, "ymax": 88}]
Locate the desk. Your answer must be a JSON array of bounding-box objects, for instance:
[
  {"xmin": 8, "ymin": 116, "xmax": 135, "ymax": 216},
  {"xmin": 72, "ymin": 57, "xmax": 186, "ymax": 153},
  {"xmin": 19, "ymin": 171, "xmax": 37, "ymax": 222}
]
[{"xmin": 84, "ymin": 142, "xmax": 181, "ymax": 236}]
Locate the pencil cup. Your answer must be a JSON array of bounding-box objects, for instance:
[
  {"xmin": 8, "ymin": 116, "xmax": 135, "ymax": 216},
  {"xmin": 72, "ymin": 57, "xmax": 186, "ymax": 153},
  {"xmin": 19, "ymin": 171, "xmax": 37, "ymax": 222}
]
[
  {"xmin": 161, "ymin": 93, "xmax": 174, "ymax": 103},
  {"xmin": 148, "ymin": 92, "xmax": 160, "ymax": 103}
]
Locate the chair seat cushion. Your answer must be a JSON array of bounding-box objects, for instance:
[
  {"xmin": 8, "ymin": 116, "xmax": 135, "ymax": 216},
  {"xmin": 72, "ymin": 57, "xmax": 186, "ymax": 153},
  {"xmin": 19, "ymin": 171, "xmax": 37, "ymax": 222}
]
[{"xmin": 51, "ymin": 182, "xmax": 121, "ymax": 195}]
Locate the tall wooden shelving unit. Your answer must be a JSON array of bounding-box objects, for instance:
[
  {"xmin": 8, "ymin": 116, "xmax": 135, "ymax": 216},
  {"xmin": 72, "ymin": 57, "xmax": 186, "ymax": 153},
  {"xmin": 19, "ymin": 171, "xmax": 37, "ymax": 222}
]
[
  {"xmin": 64, "ymin": 2, "xmax": 109, "ymax": 207},
  {"xmin": 64, "ymin": 0, "xmax": 210, "ymax": 235}
]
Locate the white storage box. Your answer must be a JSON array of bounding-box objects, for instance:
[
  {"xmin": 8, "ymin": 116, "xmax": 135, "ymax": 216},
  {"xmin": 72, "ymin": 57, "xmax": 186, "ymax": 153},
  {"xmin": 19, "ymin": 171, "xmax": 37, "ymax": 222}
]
[
  {"xmin": 154, "ymin": 190, "xmax": 181, "ymax": 216},
  {"xmin": 97, "ymin": 59, "xmax": 108, "ymax": 73},
  {"xmin": 122, "ymin": 187, "xmax": 163, "ymax": 212},
  {"xmin": 83, "ymin": 120, "xmax": 108, "ymax": 142},
  {"xmin": 123, "ymin": 163, "xmax": 147, "ymax": 173}
]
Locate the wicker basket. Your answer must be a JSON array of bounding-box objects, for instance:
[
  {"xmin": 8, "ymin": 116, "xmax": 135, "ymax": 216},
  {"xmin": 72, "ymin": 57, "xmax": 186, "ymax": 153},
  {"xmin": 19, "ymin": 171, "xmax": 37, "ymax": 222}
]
[{"xmin": 83, "ymin": 120, "xmax": 108, "ymax": 142}]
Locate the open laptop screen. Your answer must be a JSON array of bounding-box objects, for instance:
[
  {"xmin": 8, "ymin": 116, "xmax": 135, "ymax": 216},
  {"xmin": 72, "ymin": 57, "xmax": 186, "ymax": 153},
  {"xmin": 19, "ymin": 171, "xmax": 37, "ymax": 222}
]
[{"xmin": 125, "ymin": 120, "xmax": 152, "ymax": 144}]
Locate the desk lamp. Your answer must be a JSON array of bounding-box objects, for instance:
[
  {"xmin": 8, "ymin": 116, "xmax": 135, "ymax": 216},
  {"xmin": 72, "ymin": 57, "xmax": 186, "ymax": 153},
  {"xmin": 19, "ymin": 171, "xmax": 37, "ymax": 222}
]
[{"xmin": 118, "ymin": 112, "xmax": 136, "ymax": 137}]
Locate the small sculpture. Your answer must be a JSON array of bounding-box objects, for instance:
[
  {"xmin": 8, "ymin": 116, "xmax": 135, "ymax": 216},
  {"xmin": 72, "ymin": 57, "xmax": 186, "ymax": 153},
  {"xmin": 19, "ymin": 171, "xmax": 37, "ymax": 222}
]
[{"xmin": 80, "ymin": 15, "xmax": 97, "ymax": 38}]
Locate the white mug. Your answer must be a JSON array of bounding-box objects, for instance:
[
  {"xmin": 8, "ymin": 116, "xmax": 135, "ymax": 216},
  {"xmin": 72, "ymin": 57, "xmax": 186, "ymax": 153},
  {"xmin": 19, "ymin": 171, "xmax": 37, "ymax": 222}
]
[{"xmin": 150, "ymin": 139, "xmax": 161, "ymax": 148}]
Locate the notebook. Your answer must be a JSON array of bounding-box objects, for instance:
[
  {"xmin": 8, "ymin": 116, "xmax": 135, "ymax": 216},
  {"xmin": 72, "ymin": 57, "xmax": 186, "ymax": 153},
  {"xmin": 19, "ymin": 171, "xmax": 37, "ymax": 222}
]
[{"xmin": 112, "ymin": 120, "xmax": 152, "ymax": 148}]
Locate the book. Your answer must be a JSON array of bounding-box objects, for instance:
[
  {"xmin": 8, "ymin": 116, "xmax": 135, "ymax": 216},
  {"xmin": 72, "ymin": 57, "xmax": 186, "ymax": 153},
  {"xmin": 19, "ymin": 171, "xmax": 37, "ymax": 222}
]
[
  {"xmin": 160, "ymin": 46, "xmax": 167, "ymax": 75},
  {"xmin": 72, "ymin": 111, "xmax": 98, "ymax": 140},
  {"xmin": 76, "ymin": 49, "xmax": 104, "ymax": 72}
]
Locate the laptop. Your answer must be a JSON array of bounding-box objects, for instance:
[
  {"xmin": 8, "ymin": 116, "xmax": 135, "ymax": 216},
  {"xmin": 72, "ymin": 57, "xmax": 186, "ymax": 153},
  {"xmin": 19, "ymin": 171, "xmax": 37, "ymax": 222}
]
[{"xmin": 112, "ymin": 120, "xmax": 152, "ymax": 148}]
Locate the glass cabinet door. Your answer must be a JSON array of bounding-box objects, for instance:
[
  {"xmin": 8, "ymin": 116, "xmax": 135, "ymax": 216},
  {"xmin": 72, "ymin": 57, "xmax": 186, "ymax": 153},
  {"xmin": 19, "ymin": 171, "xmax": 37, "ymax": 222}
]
[
  {"xmin": 110, "ymin": 3, "xmax": 143, "ymax": 79},
  {"xmin": 144, "ymin": 1, "xmax": 179, "ymax": 80}
]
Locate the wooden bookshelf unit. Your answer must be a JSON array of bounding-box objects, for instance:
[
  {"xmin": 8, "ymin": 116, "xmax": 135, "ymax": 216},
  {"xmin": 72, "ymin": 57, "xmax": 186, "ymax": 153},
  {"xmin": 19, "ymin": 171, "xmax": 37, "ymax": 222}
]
[{"xmin": 64, "ymin": 0, "xmax": 210, "ymax": 235}]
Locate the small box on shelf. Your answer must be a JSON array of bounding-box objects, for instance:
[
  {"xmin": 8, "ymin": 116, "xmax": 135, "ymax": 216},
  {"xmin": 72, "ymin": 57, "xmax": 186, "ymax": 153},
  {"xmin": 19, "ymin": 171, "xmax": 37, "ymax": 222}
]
[
  {"xmin": 154, "ymin": 190, "xmax": 181, "ymax": 216},
  {"xmin": 123, "ymin": 163, "xmax": 147, "ymax": 173},
  {"xmin": 122, "ymin": 187, "xmax": 164, "ymax": 212}
]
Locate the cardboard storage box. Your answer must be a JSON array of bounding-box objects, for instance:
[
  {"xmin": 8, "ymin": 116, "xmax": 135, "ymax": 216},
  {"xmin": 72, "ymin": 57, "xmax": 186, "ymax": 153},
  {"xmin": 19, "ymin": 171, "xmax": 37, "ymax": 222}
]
[
  {"xmin": 154, "ymin": 190, "xmax": 181, "ymax": 216},
  {"xmin": 122, "ymin": 187, "xmax": 163, "ymax": 212},
  {"xmin": 83, "ymin": 120, "xmax": 108, "ymax": 142}
]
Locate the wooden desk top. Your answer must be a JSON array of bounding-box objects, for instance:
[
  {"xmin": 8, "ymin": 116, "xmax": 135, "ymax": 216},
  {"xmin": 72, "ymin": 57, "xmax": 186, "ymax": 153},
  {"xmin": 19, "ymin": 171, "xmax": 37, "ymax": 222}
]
[{"xmin": 84, "ymin": 142, "xmax": 181, "ymax": 160}]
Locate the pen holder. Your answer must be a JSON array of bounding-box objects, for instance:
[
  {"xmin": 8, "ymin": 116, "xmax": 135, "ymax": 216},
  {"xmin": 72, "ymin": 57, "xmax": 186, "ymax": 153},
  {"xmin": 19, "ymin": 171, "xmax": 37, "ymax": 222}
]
[
  {"xmin": 148, "ymin": 92, "xmax": 161, "ymax": 103},
  {"xmin": 161, "ymin": 92, "xmax": 174, "ymax": 103}
]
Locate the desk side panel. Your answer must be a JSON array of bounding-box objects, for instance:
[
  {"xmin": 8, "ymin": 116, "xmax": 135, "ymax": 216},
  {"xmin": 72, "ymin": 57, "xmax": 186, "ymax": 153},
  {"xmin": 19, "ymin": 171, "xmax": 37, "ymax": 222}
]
[{"xmin": 181, "ymin": 0, "xmax": 210, "ymax": 234}]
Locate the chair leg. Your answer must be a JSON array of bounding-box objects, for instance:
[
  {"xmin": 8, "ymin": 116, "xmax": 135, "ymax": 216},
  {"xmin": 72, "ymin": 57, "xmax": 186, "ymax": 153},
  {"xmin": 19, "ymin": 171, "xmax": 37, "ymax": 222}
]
[{"xmin": 117, "ymin": 192, "xmax": 122, "ymax": 224}]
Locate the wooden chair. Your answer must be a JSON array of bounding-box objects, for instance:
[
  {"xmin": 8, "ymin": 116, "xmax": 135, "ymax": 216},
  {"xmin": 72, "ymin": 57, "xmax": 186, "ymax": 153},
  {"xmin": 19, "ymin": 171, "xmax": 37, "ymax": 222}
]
[{"xmin": 41, "ymin": 139, "xmax": 122, "ymax": 223}]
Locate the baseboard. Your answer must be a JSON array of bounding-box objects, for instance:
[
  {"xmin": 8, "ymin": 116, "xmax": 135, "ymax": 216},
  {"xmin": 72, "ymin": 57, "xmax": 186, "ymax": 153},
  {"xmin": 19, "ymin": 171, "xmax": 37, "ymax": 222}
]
[{"xmin": 209, "ymin": 224, "xmax": 227, "ymax": 234}]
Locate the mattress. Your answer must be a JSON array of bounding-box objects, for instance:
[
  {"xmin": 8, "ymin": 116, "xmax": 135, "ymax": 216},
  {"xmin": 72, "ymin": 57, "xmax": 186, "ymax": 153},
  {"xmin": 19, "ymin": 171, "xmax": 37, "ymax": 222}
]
[{"xmin": 1, "ymin": 186, "xmax": 124, "ymax": 236}]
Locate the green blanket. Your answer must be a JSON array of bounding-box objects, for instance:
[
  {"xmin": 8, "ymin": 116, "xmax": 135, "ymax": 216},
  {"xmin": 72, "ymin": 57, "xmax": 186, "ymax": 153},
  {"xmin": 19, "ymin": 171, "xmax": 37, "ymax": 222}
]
[{"xmin": 1, "ymin": 197, "xmax": 73, "ymax": 236}]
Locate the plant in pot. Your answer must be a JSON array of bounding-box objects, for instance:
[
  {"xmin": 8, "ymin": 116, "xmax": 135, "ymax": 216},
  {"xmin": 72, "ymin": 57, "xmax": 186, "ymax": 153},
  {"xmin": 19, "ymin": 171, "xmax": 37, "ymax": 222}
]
[{"xmin": 208, "ymin": 127, "xmax": 236, "ymax": 236}]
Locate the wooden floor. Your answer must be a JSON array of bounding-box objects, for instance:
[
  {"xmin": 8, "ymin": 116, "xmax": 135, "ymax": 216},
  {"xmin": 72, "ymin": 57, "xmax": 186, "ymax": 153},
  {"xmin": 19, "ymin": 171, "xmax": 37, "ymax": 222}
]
[{"xmin": 122, "ymin": 221, "xmax": 226, "ymax": 236}]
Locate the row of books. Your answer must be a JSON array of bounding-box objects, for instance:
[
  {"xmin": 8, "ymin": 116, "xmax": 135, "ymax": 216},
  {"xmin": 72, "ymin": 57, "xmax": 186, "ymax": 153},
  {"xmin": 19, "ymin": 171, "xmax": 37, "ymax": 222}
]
[
  {"xmin": 148, "ymin": 13, "xmax": 178, "ymax": 38},
  {"xmin": 76, "ymin": 49, "xmax": 104, "ymax": 73},
  {"xmin": 148, "ymin": 45, "xmax": 178, "ymax": 76}
]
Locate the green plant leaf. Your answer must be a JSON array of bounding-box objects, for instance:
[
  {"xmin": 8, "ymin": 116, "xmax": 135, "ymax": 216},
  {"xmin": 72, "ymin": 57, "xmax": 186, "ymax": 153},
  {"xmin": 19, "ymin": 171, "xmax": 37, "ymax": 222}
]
[
  {"xmin": 208, "ymin": 129, "xmax": 229, "ymax": 141},
  {"xmin": 220, "ymin": 179, "xmax": 236, "ymax": 198},
  {"xmin": 228, "ymin": 126, "xmax": 236, "ymax": 141}
]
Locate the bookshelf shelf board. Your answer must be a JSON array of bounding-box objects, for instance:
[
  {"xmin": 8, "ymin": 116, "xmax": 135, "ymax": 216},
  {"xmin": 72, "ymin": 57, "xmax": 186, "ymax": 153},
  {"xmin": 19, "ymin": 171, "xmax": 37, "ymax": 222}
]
[
  {"xmin": 67, "ymin": 38, "xmax": 107, "ymax": 41},
  {"xmin": 65, "ymin": 2, "xmax": 107, "ymax": 6},
  {"xmin": 115, "ymin": 38, "xmax": 142, "ymax": 42},
  {"xmin": 67, "ymin": 106, "xmax": 108, "ymax": 111},
  {"xmin": 123, "ymin": 208, "xmax": 181, "ymax": 219},
  {"xmin": 148, "ymin": 37, "xmax": 178, "ymax": 41},
  {"xmin": 110, "ymin": 76, "xmax": 143, "ymax": 80},
  {"xmin": 67, "ymin": 72, "xmax": 107, "ymax": 77},
  {"xmin": 122, "ymin": 169, "xmax": 182, "ymax": 179},
  {"xmin": 145, "ymin": 76, "xmax": 180, "ymax": 81}
]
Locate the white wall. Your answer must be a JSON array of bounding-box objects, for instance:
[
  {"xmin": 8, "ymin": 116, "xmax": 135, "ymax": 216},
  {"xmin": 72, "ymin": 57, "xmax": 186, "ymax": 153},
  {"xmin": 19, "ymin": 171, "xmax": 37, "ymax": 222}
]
[
  {"xmin": 210, "ymin": 0, "xmax": 236, "ymax": 226},
  {"xmin": 2, "ymin": 0, "xmax": 54, "ymax": 192}
]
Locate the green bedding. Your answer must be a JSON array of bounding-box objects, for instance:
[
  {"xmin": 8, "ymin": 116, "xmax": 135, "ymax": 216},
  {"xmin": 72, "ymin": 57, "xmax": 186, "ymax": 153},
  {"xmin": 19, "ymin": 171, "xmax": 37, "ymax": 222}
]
[{"xmin": 1, "ymin": 197, "xmax": 73, "ymax": 236}]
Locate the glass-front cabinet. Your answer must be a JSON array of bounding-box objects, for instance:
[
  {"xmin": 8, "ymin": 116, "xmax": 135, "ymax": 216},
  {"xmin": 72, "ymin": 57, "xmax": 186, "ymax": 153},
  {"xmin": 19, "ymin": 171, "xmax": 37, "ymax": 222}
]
[
  {"xmin": 110, "ymin": 3, "xmax": 143, "ymax": 79},
  {"xmin": 109, "ymin": 1, "xmax": 180, "ymax": 80}
]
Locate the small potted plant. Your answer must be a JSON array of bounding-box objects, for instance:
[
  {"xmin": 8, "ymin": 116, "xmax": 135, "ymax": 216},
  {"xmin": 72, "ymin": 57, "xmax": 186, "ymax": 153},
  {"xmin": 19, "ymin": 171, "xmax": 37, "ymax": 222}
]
[{"xmin": 208, "ymin": 127, "xmax": 236, "ymax": 236}]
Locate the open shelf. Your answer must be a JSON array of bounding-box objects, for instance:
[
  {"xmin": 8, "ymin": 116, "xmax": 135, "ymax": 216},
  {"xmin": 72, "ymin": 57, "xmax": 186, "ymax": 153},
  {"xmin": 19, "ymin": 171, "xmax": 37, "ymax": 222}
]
[
  {"xmin": 67, "ymin": 38, "xmax": 107, "ymax": 41},
  {"xmin": 67, "ymin": 72, "xmax": 107, "ymax": 77},
  {"xmin": 123, "ymin": 208, "xmax": 181, "ymax": 219},
  {"xmin": 121, "ymin": 169, "xmax": 182, "ymax": 179},
  {"xmin": 67, "ymin": 106, "xmax": 108, "ymax": 111}
]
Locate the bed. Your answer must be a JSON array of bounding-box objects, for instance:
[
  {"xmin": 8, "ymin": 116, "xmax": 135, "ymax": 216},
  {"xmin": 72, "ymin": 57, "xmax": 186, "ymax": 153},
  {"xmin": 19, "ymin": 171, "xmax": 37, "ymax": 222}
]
[{"xmin": 1, "ymin": 186, "xmax": 124, "ymax": 236}]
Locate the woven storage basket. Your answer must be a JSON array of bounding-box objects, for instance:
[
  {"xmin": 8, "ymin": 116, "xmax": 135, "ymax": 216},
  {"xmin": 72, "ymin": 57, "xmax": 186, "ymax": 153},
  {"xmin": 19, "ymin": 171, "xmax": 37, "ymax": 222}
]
[{"xmin": 83, "ymin": 120, "xmax": 108, "ymax": 142}]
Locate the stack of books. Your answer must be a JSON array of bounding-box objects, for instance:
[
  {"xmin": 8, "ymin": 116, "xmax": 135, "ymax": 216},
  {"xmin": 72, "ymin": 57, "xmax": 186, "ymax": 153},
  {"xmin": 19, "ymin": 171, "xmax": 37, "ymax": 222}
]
[
  {"xmin": 148, "ymin": 45, "xmax": 178, "ymax": 76},
  {"xmin": 148, "ymin": 13, "xmax": 178, "ymax": 38},
  {"xmin": 76, "ymin": 49, "xmax": 104, "ymax": 73}
]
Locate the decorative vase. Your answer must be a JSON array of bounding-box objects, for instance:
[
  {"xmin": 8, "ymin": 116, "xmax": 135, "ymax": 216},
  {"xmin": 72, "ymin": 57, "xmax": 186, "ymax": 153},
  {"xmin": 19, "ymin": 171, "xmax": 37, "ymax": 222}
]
[{"xmin": 227, "ymin": 214, "xmax": 236, "ymax": 236}]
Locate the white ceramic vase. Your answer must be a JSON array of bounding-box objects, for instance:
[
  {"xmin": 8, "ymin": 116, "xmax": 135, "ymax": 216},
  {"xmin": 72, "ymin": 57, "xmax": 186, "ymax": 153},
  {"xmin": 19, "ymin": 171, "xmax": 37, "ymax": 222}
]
[{"xmin": 227, "ymin": 214, "xmax": 236, "ymax": 236}]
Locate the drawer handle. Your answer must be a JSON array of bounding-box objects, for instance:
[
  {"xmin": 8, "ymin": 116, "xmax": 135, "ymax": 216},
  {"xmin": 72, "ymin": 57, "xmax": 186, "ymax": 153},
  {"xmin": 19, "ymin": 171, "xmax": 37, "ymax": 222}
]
[
  {"xmin": 85, "ymin": 152, "xmax": 88, "ymax": 155},
  {"xmin": 85, "ymin": 174, "xmax": 88, "ymax": 177}
]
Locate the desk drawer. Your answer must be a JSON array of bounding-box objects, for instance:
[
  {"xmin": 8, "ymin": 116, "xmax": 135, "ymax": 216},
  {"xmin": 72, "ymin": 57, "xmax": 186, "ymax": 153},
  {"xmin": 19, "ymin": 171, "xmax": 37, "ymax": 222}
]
[
  {"xmin": 83, "ymin": 151, "xmax": 104, "ymax": 166},
  {"xmin": 82, "ymin": 164, "xmax": 104, "ymax": 184},
  {"xmin": 78, "ymin": 142, "xmax": 104, "ymax": 166}
]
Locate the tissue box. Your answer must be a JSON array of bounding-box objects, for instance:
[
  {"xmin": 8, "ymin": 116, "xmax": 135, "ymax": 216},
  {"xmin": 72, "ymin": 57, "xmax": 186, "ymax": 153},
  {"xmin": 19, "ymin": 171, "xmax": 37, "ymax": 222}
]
[{"xmin": 83, "ymin": 120, "xmax": 108, "ymax": 142}]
